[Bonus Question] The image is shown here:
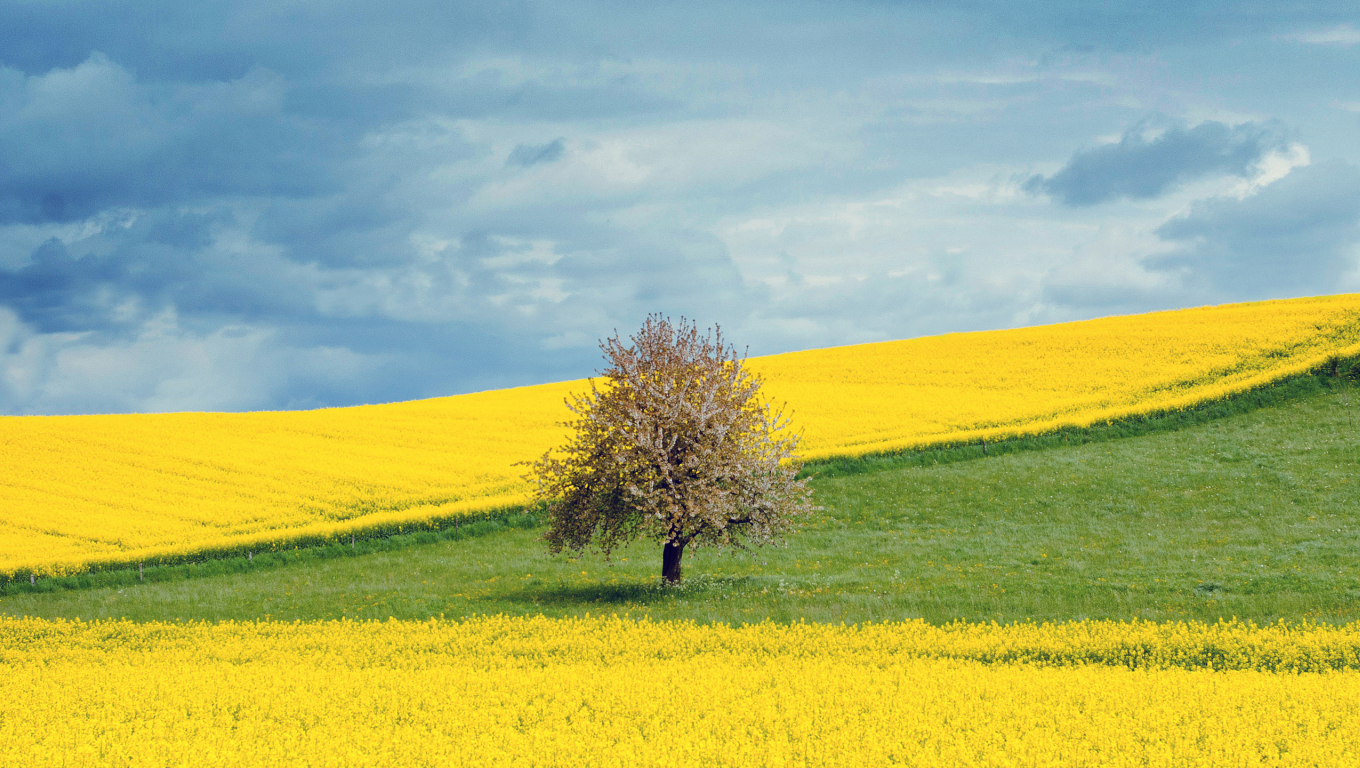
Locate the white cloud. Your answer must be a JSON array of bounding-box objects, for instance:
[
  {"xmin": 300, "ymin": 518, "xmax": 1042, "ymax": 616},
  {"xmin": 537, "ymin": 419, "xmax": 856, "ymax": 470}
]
[
  {"xmin": 1041, "ymin": 223, "xmax": 1181, "ymax": 310},
  {"xmin": 0, "ymin": 308, "xmax": 381, "ymax": 414},
  {"xmin": 1284, "ymin": 25, "xmax": 1360, "ymax": 46},
  {"xmin": 1227, "ymin": 143, "xmax": 1312, "ymax": 198}
]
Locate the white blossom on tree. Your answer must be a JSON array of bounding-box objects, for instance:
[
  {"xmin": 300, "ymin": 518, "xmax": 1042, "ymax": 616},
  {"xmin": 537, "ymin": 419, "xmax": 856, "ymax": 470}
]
[{"xmin": 525, "ymin": 315, "xmax": 815, "ymax": 583}]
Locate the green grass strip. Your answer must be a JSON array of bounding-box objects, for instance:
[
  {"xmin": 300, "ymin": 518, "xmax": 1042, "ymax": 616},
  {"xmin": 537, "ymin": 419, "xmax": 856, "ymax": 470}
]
[
  {"xmin": 1, "ymin": 512, "xmax": 541, "ymax": 597},
  {"xmin": 799, "ymin": 369, "xmax": 1355, "ymax": 481}
]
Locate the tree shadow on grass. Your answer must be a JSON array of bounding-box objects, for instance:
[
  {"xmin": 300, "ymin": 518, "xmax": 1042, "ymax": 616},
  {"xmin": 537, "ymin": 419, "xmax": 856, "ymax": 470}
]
[{"xmin": 493, "ymin": 574, "xmax": 762, "ymax": 608}]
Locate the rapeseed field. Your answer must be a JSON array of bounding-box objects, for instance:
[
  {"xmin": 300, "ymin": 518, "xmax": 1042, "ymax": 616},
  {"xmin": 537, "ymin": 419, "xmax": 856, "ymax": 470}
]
[
  {"xmin": 2, "ymin": 293, "xmax": 1358, "ymax": 579},
  {"xmin": 6, "ymin": 296, "xmax": 1360, "ymax": 767},
  {"xmin": 5, "ymin": 616, "xmax": 1359, "ymax": 767}
]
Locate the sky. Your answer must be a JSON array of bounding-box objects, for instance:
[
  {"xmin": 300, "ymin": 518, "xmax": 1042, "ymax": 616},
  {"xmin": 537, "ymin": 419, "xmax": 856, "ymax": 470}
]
[{"xmin": 2, "ymin": 1, "xmax": 1359, "ymax": 414}]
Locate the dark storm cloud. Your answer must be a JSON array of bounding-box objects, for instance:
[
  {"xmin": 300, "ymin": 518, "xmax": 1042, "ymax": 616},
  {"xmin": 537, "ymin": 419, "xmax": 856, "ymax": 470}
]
[
  {"xmin": 0, "ymin": 238, "xmax": 129, "ymax": 333},
  {"xmin": 1025, "ymin": 120, "xmax": 1288, "ymax": 206},
  {"xmin": 1149, "ymin": 161, "xmax": 1360, "ymax": 298},
  {"xmin": 0, "ymin": 208, "xmax": 314, "ymax": 335},
  {"xmin": 0, "ymin": 54, "xmax": 345, "ymax": 224}
]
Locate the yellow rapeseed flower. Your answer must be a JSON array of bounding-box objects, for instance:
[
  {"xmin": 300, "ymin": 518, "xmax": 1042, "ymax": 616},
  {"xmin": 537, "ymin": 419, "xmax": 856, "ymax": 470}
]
[{"xmin": 1, "ymin": 616, "xmax": 1358, "ymax": 766}]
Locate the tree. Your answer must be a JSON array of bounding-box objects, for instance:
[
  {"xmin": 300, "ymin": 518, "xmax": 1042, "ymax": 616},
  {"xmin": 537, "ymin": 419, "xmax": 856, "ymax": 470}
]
[{"xmin": 525, "ymin": 315, "xmax": 814, "ymax": 583}]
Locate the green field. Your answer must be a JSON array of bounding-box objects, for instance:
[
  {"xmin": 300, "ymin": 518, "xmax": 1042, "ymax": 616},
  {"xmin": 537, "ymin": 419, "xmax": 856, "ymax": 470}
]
[{"xmin": 4, "ymin": 377, "xmax": 1357, "ymax": 625}]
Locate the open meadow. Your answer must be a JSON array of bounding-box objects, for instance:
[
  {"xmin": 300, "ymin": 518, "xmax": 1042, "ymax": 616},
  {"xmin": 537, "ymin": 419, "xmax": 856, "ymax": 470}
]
[{"xmin": 3, "ymin": 296, "xmax": 1360, "ymax": 766}]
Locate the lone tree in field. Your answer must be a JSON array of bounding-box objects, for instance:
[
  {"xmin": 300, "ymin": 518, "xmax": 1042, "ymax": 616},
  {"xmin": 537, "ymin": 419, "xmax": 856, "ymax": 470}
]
[{"xmin": 525, "ymin": 315, "xmax": 814, "ymax": 583}]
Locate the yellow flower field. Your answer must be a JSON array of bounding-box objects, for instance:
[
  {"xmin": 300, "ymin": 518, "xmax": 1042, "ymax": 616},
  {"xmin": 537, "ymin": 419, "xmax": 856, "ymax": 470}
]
[
  {"xmin": 2, "ymin": 293, "xmax": 1359, "ymax": 578},
  {"xmin": 4, "ymin": 616, "xmax": 1359, "ymax": 767}
]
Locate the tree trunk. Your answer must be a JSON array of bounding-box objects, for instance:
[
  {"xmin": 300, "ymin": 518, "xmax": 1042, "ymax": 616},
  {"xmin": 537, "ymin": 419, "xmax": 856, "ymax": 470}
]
[{"xmin": 662, "ymin": 540, "xmax": 685, "ymax": 584}]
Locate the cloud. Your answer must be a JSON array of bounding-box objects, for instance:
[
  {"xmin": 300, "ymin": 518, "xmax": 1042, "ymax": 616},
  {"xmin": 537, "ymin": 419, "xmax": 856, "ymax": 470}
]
[
  {"xmin": 0, "ymin": 207, "xmax": 317, "ymax": 335},
  {"xmin": 1284, "ymin": 24, "xmax": 1360, "ymax": 46},
  {"xmin": 0, "ymin": 53, "xmax": 344, "ymax": 224},
  {"xmin": 0, "ymin": 305, "xmax": 386, "ymax": 415},
  {"xmin": 1039, "ymin": 222, "xmax": 1188, "ymax": 314},
  {"xmin": 506, "ymin": 138, "xmax": 566, "ymax": 167},
  {"xmin": 1025, "ymin": 120, "xmax": 1288, "ymax": 206},
  {"xmin": 1148, "ymin": 161, "xmax": 1360, "ymax": 299},
  {"xmin": 0, "ymin": 299, "xmax": 609, "ymax": 415},
  {"xmin": 0, "ymin": 1, "xmax": 533, "ymax": 83},
  {"xmin": 2, "ymin": 2, "xmax": 1359, "ymax": 415}
]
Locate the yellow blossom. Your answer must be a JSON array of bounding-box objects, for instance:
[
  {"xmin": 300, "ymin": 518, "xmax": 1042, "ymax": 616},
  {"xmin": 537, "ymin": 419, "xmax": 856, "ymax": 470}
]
[{"xmin": 1, "ymin": 615, "xmax": 1358, "ymax": 766}]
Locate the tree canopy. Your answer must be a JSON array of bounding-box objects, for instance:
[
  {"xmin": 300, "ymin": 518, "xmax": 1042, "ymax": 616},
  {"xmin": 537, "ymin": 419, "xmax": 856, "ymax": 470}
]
[{"xmin": 525, "ymin": 315, "xmax": 814, "ymax": 583}]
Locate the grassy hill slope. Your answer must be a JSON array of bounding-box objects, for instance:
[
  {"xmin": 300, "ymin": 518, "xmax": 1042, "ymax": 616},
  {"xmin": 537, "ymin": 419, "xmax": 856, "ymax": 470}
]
[{"xmin": 3, "ymin": 377, "xmax": 1355, "ymax": 626}]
